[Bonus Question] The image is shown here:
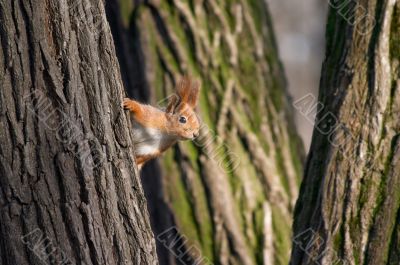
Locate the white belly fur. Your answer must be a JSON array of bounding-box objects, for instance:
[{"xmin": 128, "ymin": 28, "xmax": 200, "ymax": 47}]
[{"xmin": 132, "ymin": 122, "xmax": 174, "ymax": 156}]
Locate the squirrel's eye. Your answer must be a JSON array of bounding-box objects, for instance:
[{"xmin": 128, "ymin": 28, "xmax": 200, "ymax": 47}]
[{"xmin": 179, "ymin": 116, "xmax": 187, "ymax": 124}]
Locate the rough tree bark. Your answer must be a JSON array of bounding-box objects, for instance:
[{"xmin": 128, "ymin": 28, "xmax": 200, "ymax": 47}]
[
  {"xmin": 0, "ymin": 0, "xmax": 157, "ymax": 264},
  {"xmin": 290, "ymin": 0, "xmax": 400, "ymax": 264},
  {"xmin": 106, "ymin": 1, "xmax": 304, "ymax": 264}
]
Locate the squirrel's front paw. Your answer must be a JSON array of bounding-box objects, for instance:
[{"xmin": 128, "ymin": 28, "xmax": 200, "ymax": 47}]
[{"xmin": 123, "ymin": 98, "xmax": 136, "ymax": 111}]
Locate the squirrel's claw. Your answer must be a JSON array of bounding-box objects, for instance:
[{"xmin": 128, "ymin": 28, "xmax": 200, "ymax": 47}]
[{"xmin": 123, "ymin": 98, "xmax": 136, "ymax": 112}]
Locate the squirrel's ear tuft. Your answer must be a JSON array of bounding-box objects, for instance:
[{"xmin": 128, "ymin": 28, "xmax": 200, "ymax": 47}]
[
  {"xmin": 165, "ymin": 94, "xmax": 179, "ymax": 114},
  {"xmin": 176, "ymin": 76, "xmax": 200, "ymax": 108},
  {"xmin": 188, "ymin": 80, "xmax": 200, "ymax": 108},
  {"xmin": 176, "ymin": 76, "xmax": 191, "ymax": 103}
]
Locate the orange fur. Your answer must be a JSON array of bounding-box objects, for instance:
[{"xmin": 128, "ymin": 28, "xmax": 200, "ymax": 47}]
[
  {"xmin": 136, "ymin": 152, "xmax": 161, "ymax": 168},
  {"xmin": 123, "ymin": 77, "xmax": 201, "ymax": 169},
  {"xmin": 123, "ymin": 99, "xmax": 169, "ymax": 130}
]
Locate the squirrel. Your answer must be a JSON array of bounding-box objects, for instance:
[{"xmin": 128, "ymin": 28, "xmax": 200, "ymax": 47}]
[{"xmin": 123, "ymin": 77, "xmax": 201, "ymax": 169}]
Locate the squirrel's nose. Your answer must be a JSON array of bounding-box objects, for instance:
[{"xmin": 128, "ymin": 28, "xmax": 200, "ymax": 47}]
[{"xmin": 193, "ymin": 132, "xmax": 199, "ymax": 138}]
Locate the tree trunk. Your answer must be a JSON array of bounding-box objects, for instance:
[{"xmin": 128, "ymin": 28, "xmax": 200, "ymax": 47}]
[
  {"xmin": 106, "ymin": 1, "xmax": 304, "ymax": 264},
  {"xmin": 290, "ymin": 0, "xmax": 400, "ymax": 264},
  {"xmin": 0, "ymin": 0, "xmax": 157, "ymax": 264}
]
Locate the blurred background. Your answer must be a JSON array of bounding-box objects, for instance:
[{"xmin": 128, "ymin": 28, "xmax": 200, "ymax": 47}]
[
  {"xmin": 268, "ymin": 0, "xmax": 328, "ymax": 150},
  {"xmin": 106, "ymin": 0, "xmax": 329, "ymax": 264}
]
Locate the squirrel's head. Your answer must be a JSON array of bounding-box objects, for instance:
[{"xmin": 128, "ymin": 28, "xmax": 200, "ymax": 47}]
[{"xmin": 165, "ymin": 77, "xmax": 201, "ymax": 140}]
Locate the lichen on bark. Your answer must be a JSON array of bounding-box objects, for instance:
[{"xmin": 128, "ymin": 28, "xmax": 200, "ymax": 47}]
[
  {"xmin": 107, "ymin": 0, "xmax": 304, "ymax": 264},
  {"xmin": 290, "ymin": 1, "xmax": 400, "ymax": 264}
]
